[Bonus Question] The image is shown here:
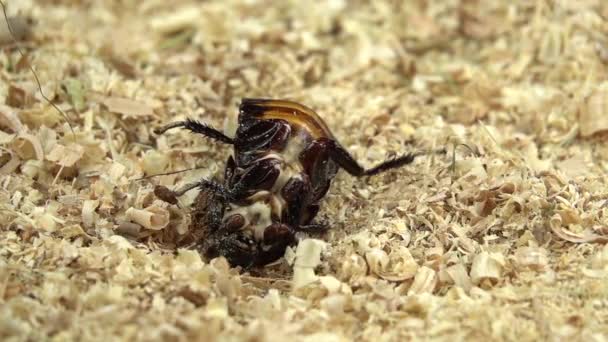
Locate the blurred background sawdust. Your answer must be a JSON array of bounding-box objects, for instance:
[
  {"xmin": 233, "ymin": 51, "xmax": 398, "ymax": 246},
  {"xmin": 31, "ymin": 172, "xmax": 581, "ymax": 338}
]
[{"xmin": 1, "ymin": 0, "xmax": 608, "ymax": 340}]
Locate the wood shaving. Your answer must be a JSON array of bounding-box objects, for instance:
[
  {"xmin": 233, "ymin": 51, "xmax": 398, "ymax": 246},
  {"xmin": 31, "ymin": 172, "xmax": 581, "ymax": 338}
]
[
  {"xmin": 10, "ymin": 133, "xmax": 43, "ymax": 160},
  {"xmin": 0, "ymin": 16, "xmax": 30, "ymax": 44},
  {"xmin": 470, "ymin": 251, "xmax": 505, "ymax": 286},
  {"xmin": 125, "ymin": 204, "xmax": 170, "ymax": 230},
  {"xmin": 407, "ymin": 266, "xmax": 437, "ymax": 295},
  {"xmin": 0, "ymin": 105, "xmax": 24, "ymax": 133},
  {"xmin": 149, "ymin": 5, "xmax": 202, "ymax": 34},
  {"xmin": 579, "ymin": 83, "xmax": 608, "ymax": 137},
  {"xmin": 46, "ymin": 143, "xmax": 84, "ymax": 167},
  {"xmin": 550, "ymin": 214, "xmax": 608, "ymax": 244},
  {"xmin": 443, "ymin": 263, "xmax": 473, "ymax": 292},
  {"xmin": 102, "ymin": 97, "xmax": 155, "ymax": 117},
  {"xmin": 292, "ymin": 239, "xmax": 326, "ymax": 290},
  {"xmin": 514, "ymin": 247, "xmax": 549, "ymax": 272},
  {"xmin": 2, "ymin": 1, "xmax": 608, "ymax": 340},
  {"xmin": 0, "ymin": 148, "xmax": 19, "ymax": 175},
  {"xmin": 82, "ymin": 199, "xmax": 99, "ymax": 229}
]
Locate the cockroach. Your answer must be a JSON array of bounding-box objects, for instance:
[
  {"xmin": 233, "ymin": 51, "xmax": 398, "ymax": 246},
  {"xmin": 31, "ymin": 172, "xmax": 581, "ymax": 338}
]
[{"xmin": 154, "ymin": 99, "xmax": 444, "ymax": 267}]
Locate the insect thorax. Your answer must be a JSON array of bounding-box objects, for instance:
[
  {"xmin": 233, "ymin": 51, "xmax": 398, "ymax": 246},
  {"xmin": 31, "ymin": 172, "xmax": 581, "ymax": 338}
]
[{"xmin": 223, "ymin": 130, "xmax": 311, "ymax": 241}]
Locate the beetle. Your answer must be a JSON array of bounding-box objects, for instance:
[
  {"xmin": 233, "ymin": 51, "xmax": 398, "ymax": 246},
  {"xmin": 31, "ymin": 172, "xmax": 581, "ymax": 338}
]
[{"xmin": 154, "ymin": 98, "xmax": 443, "ymax": 267}]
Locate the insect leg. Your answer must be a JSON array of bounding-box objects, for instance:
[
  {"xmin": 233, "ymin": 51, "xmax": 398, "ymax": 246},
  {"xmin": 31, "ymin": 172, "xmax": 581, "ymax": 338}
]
[
  {"xmin": 154, "ymin": 118, "xmax": 234, "ymax": 144},
  {"xmin": 154, "ymin": 179, "xmax": 232, "ymax": 205},
  {"xmin": 327, "ymin": 140, "xmax": 446, "ymax": 176},
  {"xmin": 224, "ymin": 158, "xmax": 282, "ymax": 201}
]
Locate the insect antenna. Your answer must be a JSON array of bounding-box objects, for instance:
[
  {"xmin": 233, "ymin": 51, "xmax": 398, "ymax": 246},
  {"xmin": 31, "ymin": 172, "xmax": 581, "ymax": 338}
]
[
  {"xmin": 1, "ymin": 1, "xmax": 76, "ymax": 137},
  {"xmin": 133, "ymin": 165, "xmax": 222, "ymax": 206},
  {"xmin": 128, "ymin": 166, "xmax": 209, "ymax": 207},
  {"xmin": 449, "ymin": 143, "xmax": 480, "ymax": 174},
  {"xmin": 131, "ymin": 165, "xmax": 210, "ymax": 182}
]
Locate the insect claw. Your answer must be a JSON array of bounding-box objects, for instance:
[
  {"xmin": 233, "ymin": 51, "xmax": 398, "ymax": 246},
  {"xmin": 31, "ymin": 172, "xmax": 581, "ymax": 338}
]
[
  {"xmin": 153, "ymin": 121, "xmax": 185, "ymax": 135},
  {"xmin": 154, "ymin": 185, "xmax": 179, "ymax": 205}
]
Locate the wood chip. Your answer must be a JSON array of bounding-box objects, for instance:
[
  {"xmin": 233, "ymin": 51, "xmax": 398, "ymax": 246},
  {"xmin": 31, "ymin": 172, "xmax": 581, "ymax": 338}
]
[
  {"xmin": 0, "ymin": 16, "xmax": 30, "ymax": 45},
  {"xmin": 470, "ymin": 251, "xmax": 505, "ymax": 285},
  {"xmin": 102, "ymin": 97, "xmax": 155, "ymax": 117},
  {"xmin": 579, "ymin": 84, "xmax": 608, "ymax": 137},
  {"xmin": 407, "ymin": 266, "xmax": 437, "ymax": 295},
  {"xmin": 5, "ymin": 2, "xmax": 608, "ymax": 340},
  {"xmin": 292, "ymin": 239, "xmax": 326, "ymax": 290},
  {"xmin": 46, "ymin": 144, "xmax": 85, "ymax": 167},
  {"xmin": 125, "ymin": 204, "xmax": 170, "ymax": 230},
  {"xmin": 0, "ymin": 105, "xmax": 24, "ymax": 132},
  {"xmin": 10, "ymin": 133, "xmax": 43, "ymax": 160}
]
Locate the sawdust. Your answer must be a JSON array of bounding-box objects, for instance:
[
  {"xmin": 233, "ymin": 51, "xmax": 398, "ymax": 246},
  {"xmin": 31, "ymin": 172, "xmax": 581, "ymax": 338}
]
[{"xmin": 1, "ymin": 0, "xmax": 608, "ymax": 341}]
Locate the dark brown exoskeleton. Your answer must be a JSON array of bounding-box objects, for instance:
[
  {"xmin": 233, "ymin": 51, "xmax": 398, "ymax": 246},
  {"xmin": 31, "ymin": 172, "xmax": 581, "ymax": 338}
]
[{"xmin": 154, "ymin": 99, "xmax": 443, "ymax": 267}]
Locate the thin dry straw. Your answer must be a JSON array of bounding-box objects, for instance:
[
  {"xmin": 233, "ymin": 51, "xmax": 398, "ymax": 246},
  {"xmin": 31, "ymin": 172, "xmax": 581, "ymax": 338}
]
[{"xmin": 0, "ymin": 0, "xmax": 75, "ymax": 137}]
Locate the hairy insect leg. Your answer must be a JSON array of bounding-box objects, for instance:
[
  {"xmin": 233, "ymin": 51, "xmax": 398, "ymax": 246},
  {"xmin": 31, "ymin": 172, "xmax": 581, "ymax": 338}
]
[
  {"xmin": 327, "ymin": 140, "xmax": 446, "ymax": 176},
  {"xmin": 155, "ymin": 179, "xmax": 232, "ymax": 205},
  {"xmin": 154, "ymin": 118, "xmax": 234, "ymax": 144}
]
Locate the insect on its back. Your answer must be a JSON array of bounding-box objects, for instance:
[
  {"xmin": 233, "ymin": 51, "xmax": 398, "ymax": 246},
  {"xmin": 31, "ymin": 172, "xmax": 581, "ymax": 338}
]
[{"xmin": 154, "ymin": 98, "xmax": 445, "ymax": 267}]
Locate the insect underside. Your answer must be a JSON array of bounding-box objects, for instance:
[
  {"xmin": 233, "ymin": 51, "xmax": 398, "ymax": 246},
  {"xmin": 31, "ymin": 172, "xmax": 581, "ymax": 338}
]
[{"xmin": 154, "ymin": 98, "xmax": 444, "ymax": 267}]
